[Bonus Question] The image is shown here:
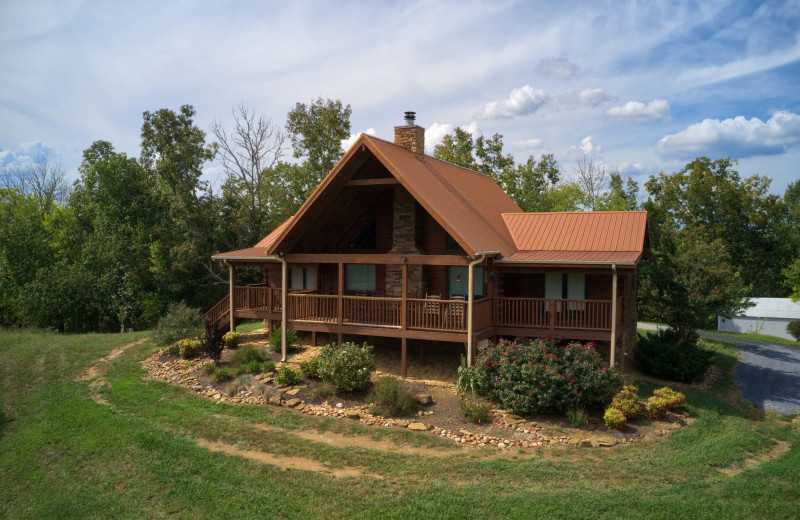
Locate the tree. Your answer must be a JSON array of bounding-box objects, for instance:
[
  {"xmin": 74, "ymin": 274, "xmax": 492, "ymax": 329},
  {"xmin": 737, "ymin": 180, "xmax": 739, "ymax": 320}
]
[
  {"xmin": 0, "ymin": 153, "xmax": 70, "ymax": 209},
  {"xmin": 573, "ymin": 156, "xmax": 607, "ymax": 210},
  {"xmin": 597, "ymin": 171, "xmax": 638, "ymax": 211},
  {"xmin": 140, "ymin": 104, "xmax": 216, "ymax": 199},
  {"xmin": 433, "ymin": 127, "xmax": 476, "ymax": 169},
  {"xmin": 286, "ymin": 98, "xmax": 351, "ymax": 194},
  {"xmin": 639, "ymin": 228, "xmax": 752, "ymax": 342},
  {"xmin": 644, "ymin": 157, "xmax": 788, "ymax": 296},
  {"xmin": 211, "ymin": 104, "xmax": 288, "ymax": 245}
]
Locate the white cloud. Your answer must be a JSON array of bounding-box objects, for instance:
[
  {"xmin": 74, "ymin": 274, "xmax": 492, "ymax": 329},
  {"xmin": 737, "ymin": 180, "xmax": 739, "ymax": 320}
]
[
  {"xmin": 424, "ymin": 121, "xmax": 479, "ymax": 152},
  {"xmin": 0, "ymin": 141, "xmax": 57, "ymax": 167},
  {"xmin": 424, "ymin": 122, "xmax": 453, "ymax": 152},
  {"xmin": 579, "ymin": 136, "xmax": 601, "ymax": 155},
  {"xmin": 606, "ymin": 99, "xmax": 670, "ymax": 121},
  {"xmin": 656, "ymin": 110, "xmax": 800, "ymax": 158},
  {"xmin": 536, "ymin": 58, "xmax": 579, "ymax": 79},
  {"xmin": 478, "ymin": 85, "xmax": 549, "ymax": 119},
  {"xmin": 340, "ymin": 128, "xmax": 376, "ymax": 151},
  {"xmin": 577, "ymin": 88, "xmax": 611, "ymax": 107},
  {"xmin": 519, "ymin": 138, "xmax": 543, "ymax": 148},
  {"xmin": 619, "ymin": 161, "xmax": 645, "ymax": 174}
]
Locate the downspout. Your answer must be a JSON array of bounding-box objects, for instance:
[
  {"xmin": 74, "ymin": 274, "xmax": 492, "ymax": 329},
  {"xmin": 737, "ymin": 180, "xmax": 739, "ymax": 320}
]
[
  {"xmin": 610, "ymin": 263, "xmax": 618, "ymax": 368},
  {"xmin": 277, "ymin": 254, "xmax": 288, "ymax": 362},
  {"xmin": 466, "ymin": 254, "xmax": 487, "ymax": 367}
]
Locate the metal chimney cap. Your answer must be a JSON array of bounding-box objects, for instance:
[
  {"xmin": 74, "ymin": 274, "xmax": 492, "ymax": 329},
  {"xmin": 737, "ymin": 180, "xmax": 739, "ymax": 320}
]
[{"xmin": 404, "ymin": 111, "xmax": 416, "ymax": 125}]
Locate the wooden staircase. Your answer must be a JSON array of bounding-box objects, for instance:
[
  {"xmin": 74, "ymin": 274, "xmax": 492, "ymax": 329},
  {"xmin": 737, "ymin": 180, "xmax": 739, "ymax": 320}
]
[{"xmin": 204, "ymin": 294, "xmax": 243, "ymax": 330}]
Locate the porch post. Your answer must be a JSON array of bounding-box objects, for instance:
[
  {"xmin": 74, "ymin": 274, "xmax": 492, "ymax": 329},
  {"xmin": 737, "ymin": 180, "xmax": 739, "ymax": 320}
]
[
  {"xmin": 610, "ymin": 264, "xmax": 618, "ymax": 367},
  {"xmin": 279, "ymin": 256, "xmax": 288, "ymax": 362},
  {"xmin": 229, "ymin": 264, "xmax": 235, "ymax": 333},
  {"xmin": 466, "ymin": 255, "xmax": 485, "ymax": 366},
  {"xmin": 337, "ymin": 262, "xmax": 344, "ymax": 346},
  {"xmin": 401, "ymin": 262, "xmax": 408, "ymax": 378}
]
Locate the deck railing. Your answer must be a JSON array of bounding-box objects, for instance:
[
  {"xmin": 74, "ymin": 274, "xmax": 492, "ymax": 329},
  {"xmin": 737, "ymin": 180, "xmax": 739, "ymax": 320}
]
[
  {"xmin": 342, "ymin": 296, "xmax": 402, "ymax": 327},
  {"xmin": 493, "ymin": 297, "xmax": 613, "ymax": 331},
  {"xmin": 288, "ymin": 293, "xmax": 338, "ymax": 323},
  {"xmin": 215, "ymin": 288, "xmax": 617, "ymax": 334},
  {"xmin": 406, "ymin": 298, "xmax": 467, "ymax": 332}
]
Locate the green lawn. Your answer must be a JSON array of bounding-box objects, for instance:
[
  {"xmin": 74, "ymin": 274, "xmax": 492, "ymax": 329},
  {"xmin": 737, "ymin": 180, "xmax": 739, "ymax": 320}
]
[
  {"xmin": 702, "ymin": 329, "xmax": 800, "ymax": 348},
  {"xmin": 1, "ymin": 329, "xmax": 798, "ymax": 519}
]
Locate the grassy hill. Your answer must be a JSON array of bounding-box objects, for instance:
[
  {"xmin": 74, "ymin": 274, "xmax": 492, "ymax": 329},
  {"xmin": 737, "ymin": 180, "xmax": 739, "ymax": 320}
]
[{"xmin": 1, "ymin": 329, "xmax": 798, "ymax": 519}]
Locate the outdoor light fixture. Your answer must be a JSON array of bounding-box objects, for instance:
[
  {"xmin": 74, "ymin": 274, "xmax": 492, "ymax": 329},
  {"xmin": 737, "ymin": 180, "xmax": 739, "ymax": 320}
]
[{"xmin": 456, "ymin": 273, "xmax": 461, "ymax": 282}]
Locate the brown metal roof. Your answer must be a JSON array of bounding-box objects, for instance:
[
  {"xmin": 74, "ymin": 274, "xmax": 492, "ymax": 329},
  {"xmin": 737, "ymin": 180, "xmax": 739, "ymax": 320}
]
[
  {"xmin": 255, "ymin": 216, "xmax": 294, "ymax": 249},
  {"xmin": 364, "ymin": 135, "xmax": 520, "ymax": 257},
  {"xmin": 501, "ymin": 211, "xmax": 648, "ymax": 264},
  {"xmin": 213, "ymin": 131, "xmax": 648, "ymax": 266},
  {"xmin": 211, "ymin": 247, "xmax": 276, "ymax": 261}
]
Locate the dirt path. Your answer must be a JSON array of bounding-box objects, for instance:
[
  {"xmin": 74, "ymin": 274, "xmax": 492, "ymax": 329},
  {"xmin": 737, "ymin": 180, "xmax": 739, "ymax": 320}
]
[
  {"xmin": 718, "ymin": 439, "xmax": 790, "ymax": 477},
  {"xmin": 196, "ymin": 438, "xmax": 382, "ymax": 479},
  {"xmin": 77, "ymin": 338, "xmax": 148, "ymax": 405},
  {"xmin": 254, "ymin": 423, "xmax": 464, "ymax": 458}
]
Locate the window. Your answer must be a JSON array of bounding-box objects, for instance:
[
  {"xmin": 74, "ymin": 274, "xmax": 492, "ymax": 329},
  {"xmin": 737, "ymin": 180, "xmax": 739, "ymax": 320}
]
[
  {"xmin": 289, "ymin": 267, "xmax": 315, "ymax": 290},
  {"xmin": 446, "ymin": 266, "xmax": 483, "ymax": 298},
  {"xmin": 345, "ymin": 264, "xmax": 376, "ymax": 293},
  {"xmin": 544, "ymin": 273, "xmax": 586, "ymax": 310},
  {"xmin": 349, "ymin": 216, "xmax": 377, "ymax": 249}
]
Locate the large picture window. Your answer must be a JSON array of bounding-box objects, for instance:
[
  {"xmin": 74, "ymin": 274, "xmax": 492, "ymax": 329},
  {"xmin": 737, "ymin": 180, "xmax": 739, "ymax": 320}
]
[
  {"xmin": 345, "ymin": 264, "xmax": 376, "ymax": 294},
  {"xmin": 446, "ymin": 266, "xmax": 483, "ymax": 299},
  {"xmin": 289, "ymin": 267, "xmax": 315, "ymax": 290}
]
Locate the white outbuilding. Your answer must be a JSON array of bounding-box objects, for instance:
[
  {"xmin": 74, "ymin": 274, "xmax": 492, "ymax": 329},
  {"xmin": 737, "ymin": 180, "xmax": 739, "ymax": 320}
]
[{"xmin": 718, "ymin": 298, "xmax": 800, "ymax": 341}]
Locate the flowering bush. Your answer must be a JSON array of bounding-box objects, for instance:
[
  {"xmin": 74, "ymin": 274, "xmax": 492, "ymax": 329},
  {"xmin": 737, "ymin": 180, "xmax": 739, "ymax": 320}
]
[
  {"xmin": 471, "ymin": 338, "xmax": 622, "ymax": 415},
  {"xmin": 611, "ymin": 385, "xmax": 643, "ymax": 419},
  {"xmin": 317, "ymin": 342, "xmax": 375, "ymax": 392},
  {"xmin": 604, "ymin": 407, "xmax": 627, "ymax": 430}
]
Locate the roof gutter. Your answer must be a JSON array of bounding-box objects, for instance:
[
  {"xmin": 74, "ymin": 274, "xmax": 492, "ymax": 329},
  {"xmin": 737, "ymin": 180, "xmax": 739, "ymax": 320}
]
[
  {"xmin": 466, "ymin": 251, "xmax": 497, "ymax": 367},
  {"xmin": 495, "ymin": 258, "xmax": 639, "ymax": 267}
]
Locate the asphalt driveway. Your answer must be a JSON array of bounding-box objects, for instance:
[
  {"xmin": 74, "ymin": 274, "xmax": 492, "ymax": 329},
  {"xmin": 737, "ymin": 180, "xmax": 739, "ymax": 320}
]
[{"xmin": 638, "ymin": 325, "xmax": 800, "ymax": 415}]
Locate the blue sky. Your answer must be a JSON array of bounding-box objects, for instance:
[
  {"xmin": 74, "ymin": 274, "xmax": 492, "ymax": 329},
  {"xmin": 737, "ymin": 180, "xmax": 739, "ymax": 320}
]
[{"xmin": 1, "ymin": 0, "xmax": 799, "ymax": 194}]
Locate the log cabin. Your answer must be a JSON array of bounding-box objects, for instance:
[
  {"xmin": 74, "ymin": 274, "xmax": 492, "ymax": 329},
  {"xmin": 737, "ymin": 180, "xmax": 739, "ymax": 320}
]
[{"xmin": 207, "ymin": 112, "xmax": 648, "ymax": 376}]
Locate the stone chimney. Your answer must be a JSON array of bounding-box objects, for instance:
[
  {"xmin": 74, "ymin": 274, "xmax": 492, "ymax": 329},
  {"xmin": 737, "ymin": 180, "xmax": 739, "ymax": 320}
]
[{"xmin": 394, "ymin": 111, "xmax": 425, "ymax": 159}]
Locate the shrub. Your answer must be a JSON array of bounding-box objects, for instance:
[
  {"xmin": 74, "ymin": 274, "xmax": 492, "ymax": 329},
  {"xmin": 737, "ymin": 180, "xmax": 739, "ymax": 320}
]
[
  {"xmin": 471, "ymin": 338, "xmax": 622, "ymax": 415},
  {"xmin": 260, "ymin": 361, "xmax": 276, "ymax": 373},
  {"xmin": 153, "ymin": 302, "xmax": 205, "ymax": 347},
  {"xmin": 231, "ymin": 345, "xmax": 264, "ymax": 367},
  {"xmin": 309, "ymin": 383, "xmax": 336, "ymax": 400},
  {"xmin": 604, "ymin": 407, "xmax": 627, "ymax": 430},
  {"xmin": 223, "ymin": 331, "xmax": 241, "ymax": 349},
  {"xmin": 566, "ymin": 408, "xmax": 588, "ymax": 428},
  {"xmin": 652, "ymin": 387, "xmax": 686, "ymax": 409},
  {"xmin": 456, "ymin": 356, "xmax": 476, "ymax": 395},
  {"xmin": 300, "ymin": 356, "xmax": 321, "ymax": 379},
  {"xmin": 203, "ymin": 363, "xmax": 216, "ymax": 376},
  {"xmin": 212, "ymin": 368, "xmax": 232, "ymax": 383},
  {"xmin": 202, "ymin": 321, "xmax": 225, "ymax": 365},
  {"xmin": 646, "ymin": 396, "xmax": 671, "ymax": 420},
  {"xmin": 317, "ymin": 342, "xmax": 375, "ymax": 392},
  {"xmin": 225, "ymin": 375, "xmax": 252, "ymax": 396},
  {"xmin": 177, "ymin": 339, "xmax": 200, "ymax": 360},
  {"xmin": 251, "ymin": 382, "xmax": 276, "ymax": 400},
  {"xmin": 635, "ymin": 329, "xmax": 713, "ymax": 383},
  {"xmin": 611, "ymin": 385, "xmax": 642, "ymax": 419},
  {"xmin": 270, "ymin": 327, "xmax": 298, "ymax": 353},
  {"xmin": 787, "ymin": 320, "xmax": 800, "ymax": 342},
  {"xmin": 276, "ymin": 366, "xmax": 302, "ymax": 386},
  {"xmin": 161, "ymin": 344, "xmax": 180, "ymax": 356},
  {"xmin": 367, "ymin": 376, "xmax": 417, "ymax": 417},
  {"xmin": 459, "ymin": 396, "xmax": 492, "ymax": 424}
]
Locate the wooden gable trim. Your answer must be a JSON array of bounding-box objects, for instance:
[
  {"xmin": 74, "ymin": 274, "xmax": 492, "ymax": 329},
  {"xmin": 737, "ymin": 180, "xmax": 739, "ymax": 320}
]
[{"xmin": 363, "ymin": 138, "xmax": 479, "ymax": 258}]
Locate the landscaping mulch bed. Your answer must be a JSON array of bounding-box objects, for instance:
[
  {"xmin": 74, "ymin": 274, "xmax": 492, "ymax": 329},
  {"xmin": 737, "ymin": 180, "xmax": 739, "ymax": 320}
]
[{"xmin": 141, "ymin": 329, "xmax": 693, "ymax": 450}]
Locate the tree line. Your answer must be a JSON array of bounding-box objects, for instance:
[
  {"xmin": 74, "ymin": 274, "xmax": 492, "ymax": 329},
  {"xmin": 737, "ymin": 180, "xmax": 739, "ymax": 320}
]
[{"xmin": 1, "ymin": 104, "xmax": 798, "ymax": 333}]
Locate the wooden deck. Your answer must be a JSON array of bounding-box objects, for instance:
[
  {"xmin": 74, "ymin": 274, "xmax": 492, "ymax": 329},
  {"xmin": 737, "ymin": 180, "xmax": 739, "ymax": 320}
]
[{"xmin": 206, "ymin": 286, "xmax": 621, "ymax": 342}]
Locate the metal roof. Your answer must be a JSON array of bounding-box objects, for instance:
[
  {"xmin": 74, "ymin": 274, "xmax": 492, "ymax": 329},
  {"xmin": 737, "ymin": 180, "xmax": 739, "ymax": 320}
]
[
  {"xmin": 213, "ymin": 132, "xmax": 648, "ymax": 265},
  {"xmin": 500, "ymin": 211, "xmax": 647, "ymax": 264},
  {"xmin": 211, "ymin": 247, "xmax": 276, "ymax": 261}
]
